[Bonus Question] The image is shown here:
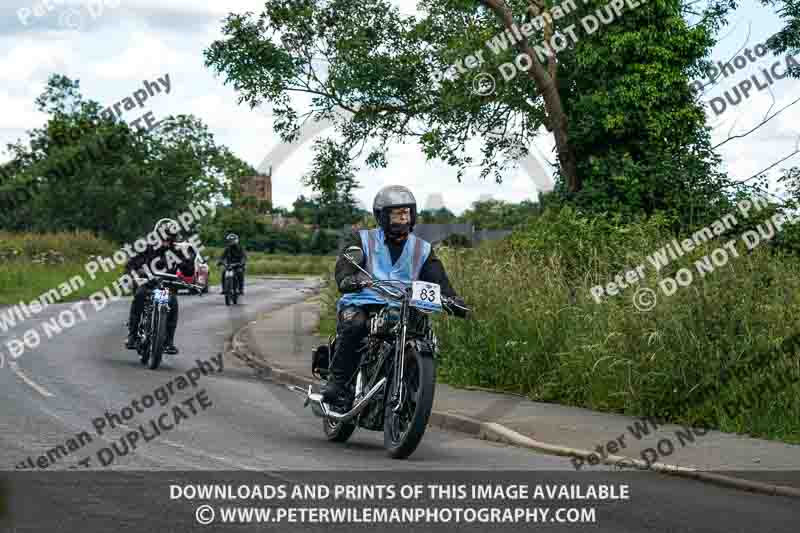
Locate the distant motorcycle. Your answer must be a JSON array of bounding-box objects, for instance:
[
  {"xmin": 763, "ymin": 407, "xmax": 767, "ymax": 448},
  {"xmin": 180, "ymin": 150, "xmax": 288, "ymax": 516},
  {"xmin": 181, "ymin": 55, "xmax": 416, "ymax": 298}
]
[
  {"xmin": 222, "ymin": 262, "xmax": 243, "ymax": 306},
  {"xmin": 133, "ymin": 272, "xmax": 190, "ymax": 370},
  {"xmin": 290, "ymin": 246, "xmax": 471, "ymax": 459}
]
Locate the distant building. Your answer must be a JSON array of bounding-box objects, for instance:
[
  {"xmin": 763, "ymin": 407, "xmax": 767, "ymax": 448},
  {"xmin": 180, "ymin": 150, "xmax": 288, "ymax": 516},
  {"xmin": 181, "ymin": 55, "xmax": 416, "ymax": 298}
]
[
  {"xmin": 424, "ymin": 193, "xmax": 445, "ymax": 211},
  {"xmin": 239, "ymin": 166, "xmax": 273, "ymax": 207}
]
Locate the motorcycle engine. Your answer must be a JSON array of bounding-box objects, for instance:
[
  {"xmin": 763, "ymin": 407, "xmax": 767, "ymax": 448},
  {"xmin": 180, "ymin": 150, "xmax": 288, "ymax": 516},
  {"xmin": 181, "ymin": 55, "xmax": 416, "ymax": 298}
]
[
  {"xmin": 369, "ymin": 306, "xmax": 401, "ymax": 337},
  {"xmin": 357, "ymin": 340, "xmax": 394, "ymax": 431}
]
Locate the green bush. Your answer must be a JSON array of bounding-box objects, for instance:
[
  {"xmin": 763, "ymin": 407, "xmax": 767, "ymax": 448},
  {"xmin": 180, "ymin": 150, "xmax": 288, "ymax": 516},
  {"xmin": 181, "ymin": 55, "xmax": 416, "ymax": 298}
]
[{"xmin": 434, "ymin": 205, "xmax": 800, "ymax": 443}]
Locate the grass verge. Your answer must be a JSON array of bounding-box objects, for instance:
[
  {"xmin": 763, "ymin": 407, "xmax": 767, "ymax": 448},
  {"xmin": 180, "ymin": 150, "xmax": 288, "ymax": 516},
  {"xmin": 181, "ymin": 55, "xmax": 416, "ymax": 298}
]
[{"xmin": 317, "ymin": 208, "xmax": 800, "ymax": 444}]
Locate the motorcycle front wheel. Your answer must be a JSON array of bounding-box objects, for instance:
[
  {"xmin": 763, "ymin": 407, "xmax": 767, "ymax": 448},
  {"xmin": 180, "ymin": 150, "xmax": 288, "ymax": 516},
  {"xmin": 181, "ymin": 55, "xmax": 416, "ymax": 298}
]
[
  {"xmin": 224, "ymin": 275, "xmax": 232, "ymax": 306},
  {"xmin": 148, "ymin": 306, "xmax": 169, "ymax": 370},
  {"xmin": 383, "ymin": 346, "xmax": 435, "ymax": 459}
]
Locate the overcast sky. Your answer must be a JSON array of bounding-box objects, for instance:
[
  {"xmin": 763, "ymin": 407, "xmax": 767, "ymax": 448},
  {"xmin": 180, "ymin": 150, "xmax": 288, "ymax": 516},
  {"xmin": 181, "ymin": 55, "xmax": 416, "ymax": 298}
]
[{"xmin": 1, "ymin": 0, "xmax": 798, "ymax": 214}]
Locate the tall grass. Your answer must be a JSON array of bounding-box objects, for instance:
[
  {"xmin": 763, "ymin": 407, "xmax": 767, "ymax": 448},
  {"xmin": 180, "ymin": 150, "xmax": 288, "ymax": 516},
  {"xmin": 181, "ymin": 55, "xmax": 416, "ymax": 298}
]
[
  {"xmin": 318, "ymin": 208, "xmax": 800, "ymax": 442},
  {"xmin": 435, "ymin": 207, "xmax": 800, "ymax": 443},
  {"xmin": 0, "ymin": 231, "xmax": 123, "ymax": 305},
  {"xmin": 0, "ymin": 232, "xmax": 337, "ymax": 305}
]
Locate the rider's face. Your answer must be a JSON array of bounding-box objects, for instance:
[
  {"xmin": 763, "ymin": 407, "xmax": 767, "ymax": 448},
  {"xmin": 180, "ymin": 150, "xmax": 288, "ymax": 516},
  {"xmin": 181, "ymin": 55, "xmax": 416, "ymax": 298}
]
[{"xmin": 389, "ymin": 208, "xmax": 410, "ymax": 225}]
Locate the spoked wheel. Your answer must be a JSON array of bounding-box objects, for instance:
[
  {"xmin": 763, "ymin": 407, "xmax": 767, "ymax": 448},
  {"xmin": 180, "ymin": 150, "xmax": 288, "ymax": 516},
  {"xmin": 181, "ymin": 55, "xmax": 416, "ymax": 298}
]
[
  {"xmin": 138, "ymin": 337, "xmax": 149, "ymax": 366},
  {"xmin": 148, "ymin": 306, "xmax": 168, "ymax": 370},
  {"xmin": 137, "ymin": 315, "xmax": 149, "ymax": 366},
  {"xmin": 383, "ymin": 346, "xmax": 436, "ymax": 459},
  {"xmin": 224, "ymin": 276, "xmax": 232, "ymax": 306}
]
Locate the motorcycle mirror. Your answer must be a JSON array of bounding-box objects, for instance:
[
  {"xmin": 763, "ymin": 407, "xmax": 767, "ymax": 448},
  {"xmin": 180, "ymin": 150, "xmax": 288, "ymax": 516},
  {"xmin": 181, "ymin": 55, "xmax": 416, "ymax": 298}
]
[{"xmin": 343, "ymin": 246, "xmax": 364, "ymax": 266}]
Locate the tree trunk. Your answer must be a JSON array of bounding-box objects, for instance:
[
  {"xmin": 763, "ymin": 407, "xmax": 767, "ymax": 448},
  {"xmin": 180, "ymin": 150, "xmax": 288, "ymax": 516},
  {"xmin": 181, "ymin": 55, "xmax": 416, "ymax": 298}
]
[{"xmin": 481, "ymin": 0, "xmax": 581, "ymax": 192}]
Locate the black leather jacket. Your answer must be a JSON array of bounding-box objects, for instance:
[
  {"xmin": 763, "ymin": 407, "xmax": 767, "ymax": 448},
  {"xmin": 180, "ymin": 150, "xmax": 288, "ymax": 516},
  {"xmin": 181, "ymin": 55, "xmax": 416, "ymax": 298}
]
[
  {"xmin": 126, "ymin": 243, "xmax": 194, "ymax": 277},
  {"xmin": 220, "ymin": 244, "xmax": 247, "ymax": 265}
]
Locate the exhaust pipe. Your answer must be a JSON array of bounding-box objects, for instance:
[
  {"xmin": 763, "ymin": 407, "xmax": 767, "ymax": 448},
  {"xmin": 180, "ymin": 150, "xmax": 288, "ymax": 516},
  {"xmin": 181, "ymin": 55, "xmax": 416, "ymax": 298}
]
[{"xmin": 288, "ymin": 379, "xmax": 388, "ymax": 424}]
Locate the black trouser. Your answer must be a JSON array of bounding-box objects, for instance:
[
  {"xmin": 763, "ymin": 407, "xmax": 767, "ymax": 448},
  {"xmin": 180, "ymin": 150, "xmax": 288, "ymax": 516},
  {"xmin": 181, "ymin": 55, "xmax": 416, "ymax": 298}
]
[
  {"xmin": 328, "ymin": 305, "xmax": 378, "ymax": 386},
  {"xmin": 221, "ymin": 266, "xmax": 245, "ymax": 292},
  {"xmin": 128, "ymin": 281, "xmax": 179, "ymax": 345}
]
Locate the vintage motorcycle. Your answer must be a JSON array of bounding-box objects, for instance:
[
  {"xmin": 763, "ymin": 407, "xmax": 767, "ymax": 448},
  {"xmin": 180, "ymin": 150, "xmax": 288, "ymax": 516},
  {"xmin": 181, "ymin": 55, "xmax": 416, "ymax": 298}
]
[
  {"xmin": 222, "ymin": 262, "xmax": 243, "ymax": 306},
  {"xmin": 133, "ymin": 272, "xmax": 190, "ymax": 370},
  {"xmin": 290, "ymin": 246, "xmax": 470, "ymax": 459}
]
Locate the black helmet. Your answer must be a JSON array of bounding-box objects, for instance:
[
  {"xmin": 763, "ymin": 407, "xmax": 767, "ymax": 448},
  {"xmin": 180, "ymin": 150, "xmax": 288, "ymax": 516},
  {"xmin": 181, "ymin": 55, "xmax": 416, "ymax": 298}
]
[
  {"xmin": 373, "ymin": 185, "xmax": 417, "ymax": 233},
  {"xmin": 155, "ymin": 218, "xmax": 180, "ymax": 243},
  {"xmin": 226, "ymin": 233, "xmax": 239, "ymax": 245}
]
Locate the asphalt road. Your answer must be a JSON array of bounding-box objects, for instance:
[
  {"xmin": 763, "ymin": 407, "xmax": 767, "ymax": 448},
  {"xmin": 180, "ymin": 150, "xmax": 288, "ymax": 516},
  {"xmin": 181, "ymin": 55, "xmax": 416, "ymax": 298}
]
[{"xmin": 0, "ymin": 278, "xmax": 796, "ymax": 532}]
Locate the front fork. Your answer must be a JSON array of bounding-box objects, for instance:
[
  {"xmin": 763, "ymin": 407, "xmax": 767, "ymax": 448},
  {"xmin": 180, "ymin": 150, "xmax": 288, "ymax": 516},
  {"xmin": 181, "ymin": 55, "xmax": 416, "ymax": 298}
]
[{"xmin": 391, "ymin": 299, "xmax": 410, "ymax": 413}]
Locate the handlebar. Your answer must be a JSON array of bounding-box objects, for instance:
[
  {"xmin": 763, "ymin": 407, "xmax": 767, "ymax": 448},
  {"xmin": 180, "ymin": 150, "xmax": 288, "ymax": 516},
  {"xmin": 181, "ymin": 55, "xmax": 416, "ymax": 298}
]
[
  {"xmin": 133, "ymin": 272, "xmax": 195, "ymax": 290},
  {"xmin": 343, "ymin": 250, "xmax": 470, "ymax": 316},
  {"xmin": 363, "ymin": 279, "xmax": 471, "ymax": 315}
]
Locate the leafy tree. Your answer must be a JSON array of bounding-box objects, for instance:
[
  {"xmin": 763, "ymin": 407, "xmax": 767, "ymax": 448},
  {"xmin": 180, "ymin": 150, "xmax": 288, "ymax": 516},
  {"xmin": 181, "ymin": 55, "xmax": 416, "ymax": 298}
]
[
  {"xmin": 461, "ymin": 199, "xmax": 540, "ymax": 229},
  {"xmin": 204, "ymin": 0, "xmax": 734, "ymax": 227},
  {"xmin": 1, "ymin": 75, "xmax": 253, "ymax": 242},
  {"xmin": 419, "ymin": 207, "xmax": 458, "ymax": 224},
  {"xmin": 303, "ymin": 138, "xmax": 363, "ymax": 228},
  {"xmin": 761, "ymin": 0, "xmax": 800, "ymax": 77}
]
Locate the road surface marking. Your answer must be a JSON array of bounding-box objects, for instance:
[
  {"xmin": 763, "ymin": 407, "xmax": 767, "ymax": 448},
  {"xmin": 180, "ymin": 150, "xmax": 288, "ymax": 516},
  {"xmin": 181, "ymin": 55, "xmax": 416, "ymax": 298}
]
[
  {"xmin": 115, "ymin": 422, "xmax": 256, "ymax": 470},
  {"xmin": 9, "ymin": 361, "xmax": 54, "ymax": 397}
]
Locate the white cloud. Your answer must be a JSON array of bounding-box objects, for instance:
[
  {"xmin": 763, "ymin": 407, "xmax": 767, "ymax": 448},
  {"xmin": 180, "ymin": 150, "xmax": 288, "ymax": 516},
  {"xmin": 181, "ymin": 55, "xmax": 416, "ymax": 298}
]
[
  {"xmin": 1, "ymin": 0, "xmax": 797, "ymax": 213},
  {"xmin": 89, "ymin": 31, "xmax": 186, "ymax": 79},
  {"xmin": 0, "ymin": 89, "xmax": 47, "ymax": 130},
  {"xmin": 0, "ymin": 37, "xmax": 73, "ymax": 82}
]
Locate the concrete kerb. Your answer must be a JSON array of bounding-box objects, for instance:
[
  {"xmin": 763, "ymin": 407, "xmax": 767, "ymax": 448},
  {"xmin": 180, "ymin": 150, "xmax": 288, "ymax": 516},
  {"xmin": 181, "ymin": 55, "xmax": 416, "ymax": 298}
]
[{"xmin": 227, "ymin": 300, "xmax": 800, "ymax": 500}]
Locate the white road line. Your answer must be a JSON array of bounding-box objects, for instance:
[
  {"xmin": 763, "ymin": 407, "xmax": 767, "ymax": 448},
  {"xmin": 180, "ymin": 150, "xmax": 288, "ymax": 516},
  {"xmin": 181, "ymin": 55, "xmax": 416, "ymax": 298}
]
[
  {"xmin": 115, "ymin": 422, "xmax": 257, "ymax": 470},
  {"xmin": 9, "ymin": 361, "xmax": 55, "ymax": 397}
]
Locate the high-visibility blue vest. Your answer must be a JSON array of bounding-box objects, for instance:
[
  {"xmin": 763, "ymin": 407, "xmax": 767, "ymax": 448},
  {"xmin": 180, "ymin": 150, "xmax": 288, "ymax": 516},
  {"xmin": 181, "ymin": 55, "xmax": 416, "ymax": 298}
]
[{"xmin": 337, "ymin": 228, "xmax": 431, "ymax": 310}]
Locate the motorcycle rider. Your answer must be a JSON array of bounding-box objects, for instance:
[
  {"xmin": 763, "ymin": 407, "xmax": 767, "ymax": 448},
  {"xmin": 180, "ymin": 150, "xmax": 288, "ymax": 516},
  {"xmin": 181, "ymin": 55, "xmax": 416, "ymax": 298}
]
[
  {"xmin": 124, "ymin": 220, "xmax": 193, "ymax": 355},
  {"xmin": 217, "ymin": 233, "xmax": 247, "ymax": 295},
  {"xmin": 321, "ymin": 185, "xmax": 468, "ymax": 405}
]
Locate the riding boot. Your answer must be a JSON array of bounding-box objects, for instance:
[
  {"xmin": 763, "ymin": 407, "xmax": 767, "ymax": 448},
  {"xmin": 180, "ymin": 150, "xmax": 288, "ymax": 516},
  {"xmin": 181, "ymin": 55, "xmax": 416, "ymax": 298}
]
[{"xmin": 321, "ymin": 307, "xmax": 367, "ymax": 405}]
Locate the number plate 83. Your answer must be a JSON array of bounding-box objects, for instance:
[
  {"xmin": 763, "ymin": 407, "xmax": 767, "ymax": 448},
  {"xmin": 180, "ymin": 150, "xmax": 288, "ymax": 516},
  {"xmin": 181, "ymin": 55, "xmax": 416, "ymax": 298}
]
[{"xmin": 410, "ymin": 281, "xmax": 442, "ymax": 312}]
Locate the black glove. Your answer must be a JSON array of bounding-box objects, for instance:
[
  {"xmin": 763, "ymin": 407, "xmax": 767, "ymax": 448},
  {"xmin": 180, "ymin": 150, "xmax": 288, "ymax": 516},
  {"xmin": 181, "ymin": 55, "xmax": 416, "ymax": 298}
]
[
  {"xmin": 447, "ymin": 296, "xmax": 470, "ymax": 318},
  {"xmin": 339, "ymin": 274, "xmax": 371, "ymax": 293}
]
